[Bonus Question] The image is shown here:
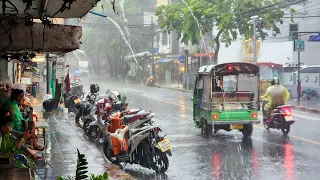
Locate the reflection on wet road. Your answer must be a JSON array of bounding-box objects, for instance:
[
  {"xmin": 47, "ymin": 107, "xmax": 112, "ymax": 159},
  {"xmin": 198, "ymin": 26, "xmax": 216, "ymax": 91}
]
[{"xmin": 81, "ymin": 77, "xmax": 320, "ymax": 180}]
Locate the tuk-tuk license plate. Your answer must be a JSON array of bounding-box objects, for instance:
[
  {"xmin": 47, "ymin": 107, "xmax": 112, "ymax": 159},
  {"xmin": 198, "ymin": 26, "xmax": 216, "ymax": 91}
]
[
  {"xmin": 230, "ymin": 124, "xmax": 243, "ymax": 130},
  {"xmin": 285, "ymin": 116, "xmax": 294, "ymax": 121},
  {"xmin": 158, "ymin": 138, "xmax": 172, "ymax": 152}
]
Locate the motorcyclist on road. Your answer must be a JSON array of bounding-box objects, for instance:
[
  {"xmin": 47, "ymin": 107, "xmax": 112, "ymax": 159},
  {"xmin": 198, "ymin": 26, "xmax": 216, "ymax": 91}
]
[
  {"xmin": 261, "ymin": 77, "xmax": 290, "ymax": 121},
  {"xmin": 146, "ymin": 75, "xmax": 155, "ymax": 87}
]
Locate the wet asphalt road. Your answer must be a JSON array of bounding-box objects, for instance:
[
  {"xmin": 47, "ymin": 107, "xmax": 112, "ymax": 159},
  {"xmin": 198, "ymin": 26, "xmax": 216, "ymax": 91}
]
[{"xmin": 79, "ymin": 76, "xmax": 320, "ymax": 180}]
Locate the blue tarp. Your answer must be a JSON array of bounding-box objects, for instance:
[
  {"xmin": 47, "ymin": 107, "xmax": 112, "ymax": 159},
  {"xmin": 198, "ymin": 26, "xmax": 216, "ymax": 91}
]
[
  {"xmin": 309, "ymin": 34, "xmax": 320, "ymax": 41},
  {"xmin": 179, "ymin": 55, "xmax": 184, "ymax": 63},
  {"xmin": 155, "ymin": 55, "xmax": 185, "ymax": 63}
]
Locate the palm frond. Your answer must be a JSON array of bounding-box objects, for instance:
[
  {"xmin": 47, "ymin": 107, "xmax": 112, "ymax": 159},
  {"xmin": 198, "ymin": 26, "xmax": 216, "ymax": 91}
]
[{"xmin": 75, "ymin": 149, "xmax": 89, "ymax": 180}]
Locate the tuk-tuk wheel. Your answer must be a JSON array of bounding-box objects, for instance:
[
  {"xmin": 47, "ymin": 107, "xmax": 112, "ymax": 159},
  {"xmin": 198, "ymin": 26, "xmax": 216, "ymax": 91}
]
[
  {"xmin": 242, "ymin": 124, "xmax": 253, "ymax": 137},
  {"xmin": 201, "ymin": 119, "xmax": 212, "ymax": 138}
]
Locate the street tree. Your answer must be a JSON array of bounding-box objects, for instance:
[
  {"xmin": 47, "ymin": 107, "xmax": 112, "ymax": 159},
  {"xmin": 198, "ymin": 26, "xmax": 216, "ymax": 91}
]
[{"xmin": 155, "ymin": 0, "xmax": 296, "ymax": 64}]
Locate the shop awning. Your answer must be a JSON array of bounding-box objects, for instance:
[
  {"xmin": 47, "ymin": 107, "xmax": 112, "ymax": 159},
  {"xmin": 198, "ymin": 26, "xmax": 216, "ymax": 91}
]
[
  {"xmin": 155, "ymin": 57, "xmax": 177, "ymax": 63},
  {"xmin": 193, "ymin": 53, "xmax": 215, "ymax": 57}
]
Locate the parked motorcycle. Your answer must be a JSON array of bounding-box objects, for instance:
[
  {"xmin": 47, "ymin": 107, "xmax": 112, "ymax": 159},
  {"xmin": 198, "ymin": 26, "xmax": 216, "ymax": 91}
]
[
  {"xmin": 75, "ymin": 84, "xmax": 101, "ymax": 128},
  {"xmin": 86, "ymin": 96, "xmax": 131, "ymax": 142},
  {"xmin": 70, "ymin": 84, "xmax": 85, "ymax": 99},
  {"xmin": 87, "ymin": 105, "xmax": 148, "ymax": 142},
  {"xmin": 83, "ymin": 94, "xmax": 128, "ymax": 136},
  {"xmin": 63, "ymin": 92, "xmax": 80, "ymax": 114},
  {"xmin": 86, "ymin": 84, "xmax": 100, "ymax": 104},
  {"xmin": 102, "ymin": 112, "xmax": 171, "ymax": 174},
  {"xmin": 262, "ymin": 100, "xmax": 295, "ymax": 135}
]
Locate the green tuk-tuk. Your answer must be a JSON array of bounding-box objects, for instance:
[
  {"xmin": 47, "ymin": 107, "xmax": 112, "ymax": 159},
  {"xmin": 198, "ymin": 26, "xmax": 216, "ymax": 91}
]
[{"xmin": 193, "ymin": 62, "xmax": 260, "ymax": 137}]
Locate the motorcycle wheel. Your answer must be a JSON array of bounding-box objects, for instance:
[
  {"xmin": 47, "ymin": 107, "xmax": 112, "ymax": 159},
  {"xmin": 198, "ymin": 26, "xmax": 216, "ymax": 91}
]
[
  {"xmin": 263, "ymin": 118, "xmax": 270, "ymax": 130},
  {"xmin": 83, "ymin": 119, "xmax": 93, "ymax": 136},
  {"xmin": 281, "ymin": 122, "xmax": 290, "ymax": 135},
  {"xmin": 88, "ymin": 125, "xmax": 100, "ymax": 142},
  {"xmin": 103, "ymin": 142, "xmax": 119, "ymax": 164},
  {"xmin": 152, "ymin": 149, "xmax": 169, "ymax": 174},
  {"xmin": 75, "ymin": 113, "xmax": 83, "ymax": 129}
]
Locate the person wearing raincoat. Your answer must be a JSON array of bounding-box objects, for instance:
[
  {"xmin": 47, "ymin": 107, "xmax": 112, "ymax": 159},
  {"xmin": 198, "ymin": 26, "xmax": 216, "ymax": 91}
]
[{"xmin": 261, "ymin": 77, "xmax": 290, "ymax": 119}]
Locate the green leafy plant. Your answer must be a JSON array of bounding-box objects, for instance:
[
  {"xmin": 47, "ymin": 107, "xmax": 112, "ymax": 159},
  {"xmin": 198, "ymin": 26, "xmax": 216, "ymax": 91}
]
[
  {"xmin": 57, "ymin": 149, "xmax": 109, "ymax": 180},
  {"xmin": 1, "ymin": 135, "xmax": 35, "ymax": 169},
  {"xmin": 76, "ymin": 149, "xmax": 89, "ymax": 180},
  {"xmin": 90, "ymin": 172, "xmax": 109, "ymax": 180}
]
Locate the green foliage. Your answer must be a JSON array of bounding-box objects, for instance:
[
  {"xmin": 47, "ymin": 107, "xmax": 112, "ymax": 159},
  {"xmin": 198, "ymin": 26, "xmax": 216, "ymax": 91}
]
[
  {"xmin": 57, "ymin": 149, "xmax": 109, "ymax": 180},
  {"xmin": 76, "ymin": 149, "xmax": 89, "ymax": 180},
  {"xmin": 1, "ymin": 135, "xmax": 36, "ymax": 169},
  {"xmin": 1, "ymin": 135, "xmax": 15, "ymax": 153},
  {"xmin": 90, "ymin": 172, "xmax": 109, "ymax": 180},
  {"xmin": 155, "ymin": 0, "xmax": 296, "ymax": 61}
]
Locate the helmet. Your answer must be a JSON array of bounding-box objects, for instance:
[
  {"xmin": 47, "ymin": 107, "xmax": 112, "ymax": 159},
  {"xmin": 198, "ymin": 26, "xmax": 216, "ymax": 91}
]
[
  {"xmin": 108, "ymin": 91, "xmax": 121, "ymax": 103},
  {"xmin": 90, "ymin": 84, "xmax": 99, "ymax": 93},
  {"xmin": 270, "ymin": 77, "xmax": 279, "ymax": 85}
]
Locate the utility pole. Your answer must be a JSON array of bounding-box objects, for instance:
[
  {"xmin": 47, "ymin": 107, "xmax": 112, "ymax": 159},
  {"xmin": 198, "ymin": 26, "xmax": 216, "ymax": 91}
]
[
  {"xmin": 46, "ymin": 54, "xmax": 50, "ymax": 94},
  {"xmin": 297, "ymin": 40, "xmax": 301, "ymax": 106},
  {"xmin": 248, "ymin": 15, "xmax": 261, "ymax": 64},
  {"xmin": 253, "ymin": 19, "xmax": 257, "ymax": 64},
  {"xmin": 184, "ymin": 50, "xmax": 189, "ymax": 89},
  {"xmin": 151, "ymin": 16, "xmax": 155, "ymax": 76}
]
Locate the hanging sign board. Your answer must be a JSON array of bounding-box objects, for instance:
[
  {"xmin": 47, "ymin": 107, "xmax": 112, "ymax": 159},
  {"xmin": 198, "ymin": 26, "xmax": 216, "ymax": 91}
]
[
  {"xmin": 20, "ymin": 77, "xmax": 31, "ymax": 85},
  {"xmin": 56, "ymin": 62, "xmax": 65, "ymax": 83}
]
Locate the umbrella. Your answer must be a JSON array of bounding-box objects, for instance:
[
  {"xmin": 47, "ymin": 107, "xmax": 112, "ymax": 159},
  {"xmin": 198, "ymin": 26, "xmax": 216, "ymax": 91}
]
[{"xmin": 31, "ymin": 66, "xmax": 40, "ymax": 74}]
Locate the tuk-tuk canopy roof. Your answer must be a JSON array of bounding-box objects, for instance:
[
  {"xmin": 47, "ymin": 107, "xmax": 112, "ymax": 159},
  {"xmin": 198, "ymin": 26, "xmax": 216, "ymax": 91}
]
[{"xmin": 198, "ymin": 62, "xmax": 260, "ymax": 76}]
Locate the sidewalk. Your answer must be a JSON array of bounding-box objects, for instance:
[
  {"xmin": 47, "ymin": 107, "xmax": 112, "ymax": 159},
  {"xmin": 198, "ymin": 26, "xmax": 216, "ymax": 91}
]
[
  {"xmin": 32, "ymin": 82, "xmax": 134, "ymax": 179},
  {"xmin": 156, "ymin": 83, "xmax": 193, "ymax": 93},
  {"xmin": 288, "ymin": 99, "xmax": 320, "ymax": 114}
]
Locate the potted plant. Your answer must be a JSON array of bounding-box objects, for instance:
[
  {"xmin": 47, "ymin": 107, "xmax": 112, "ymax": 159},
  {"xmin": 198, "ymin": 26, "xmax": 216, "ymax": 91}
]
[{"xmin": 0, "ymin": 135, "xmax": 35, "ymax": 169}]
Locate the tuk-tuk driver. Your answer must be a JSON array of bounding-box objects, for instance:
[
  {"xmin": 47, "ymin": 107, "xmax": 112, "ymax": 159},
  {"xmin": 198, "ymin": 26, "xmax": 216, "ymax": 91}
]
[
  {"xmin": 213, "ymin": 77, "xmax": 223, "ymax": 92},
  {"xmin": 261, "ymin": 77, "xmax": 290, "ymax": 121}
]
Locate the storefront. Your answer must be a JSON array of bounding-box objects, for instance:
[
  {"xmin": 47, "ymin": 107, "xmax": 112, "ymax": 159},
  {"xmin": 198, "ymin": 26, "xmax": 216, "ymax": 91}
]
[{"xmin": 155, "ymin": 56, "xmax": 184, "ymax": 85}]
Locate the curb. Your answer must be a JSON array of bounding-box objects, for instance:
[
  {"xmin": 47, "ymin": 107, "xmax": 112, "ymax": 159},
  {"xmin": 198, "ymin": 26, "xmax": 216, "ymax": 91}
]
[
  {"xmin": 290, "ymin": 105, "xmax": 320, "ymax": 114},
  {"xmin": 157, "ymin": 85, "xmax": 193, "ymax": 93},
  {"xmin": 33, "ymin": 105, "xmax": 136, "ymax": 180}
]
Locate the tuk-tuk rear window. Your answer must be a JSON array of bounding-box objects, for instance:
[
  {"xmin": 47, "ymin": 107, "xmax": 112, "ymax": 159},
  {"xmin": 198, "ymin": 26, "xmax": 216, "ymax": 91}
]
[{"xmin": 223, "ymin": 75, "xmax": 236, "ymax": 91}]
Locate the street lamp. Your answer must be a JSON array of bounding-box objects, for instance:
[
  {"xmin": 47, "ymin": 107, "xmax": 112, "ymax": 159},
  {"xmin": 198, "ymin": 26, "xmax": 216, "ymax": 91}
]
[{"xmin": 247, "ymin": 15, "xmax": 262, "ymax": 64}]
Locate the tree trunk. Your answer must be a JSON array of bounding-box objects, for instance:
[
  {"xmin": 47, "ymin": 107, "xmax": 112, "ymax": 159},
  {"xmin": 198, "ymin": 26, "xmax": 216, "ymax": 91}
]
[
  {"xmin": 107, "ymin": 57, "xmax": 114, "ymax": 77},
  {"xmin": 214, "ymin": 30, "xmax": 223, "ymax": 65}
]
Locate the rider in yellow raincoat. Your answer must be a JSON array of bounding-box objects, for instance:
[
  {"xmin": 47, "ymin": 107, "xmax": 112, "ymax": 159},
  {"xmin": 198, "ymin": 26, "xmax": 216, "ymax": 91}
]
[{"xmin": 262, "ymin": 77, "xmax": 290, "ymax": 118}]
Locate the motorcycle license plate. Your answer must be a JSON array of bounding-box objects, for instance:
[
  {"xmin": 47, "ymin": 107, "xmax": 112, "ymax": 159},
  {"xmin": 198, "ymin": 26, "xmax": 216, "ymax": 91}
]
[
  {"xmin": 230, "ymin": 124, "xmax": 243, "ymax": 130},
  {"xmin": 285, "ymin": 116, "xmax": 294, "ymax": 121},
  {"xmin": 158, "ymin": 138, "xmax": 172, "ymax": 152}
]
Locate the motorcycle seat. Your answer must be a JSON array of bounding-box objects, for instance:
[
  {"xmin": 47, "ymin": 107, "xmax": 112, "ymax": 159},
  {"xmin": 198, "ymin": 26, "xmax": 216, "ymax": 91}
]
[
  {"xmin": 129, "ymin": 109, "xmax": 141, "ymax": 114},
  {"xmin": 124, "ymin": 114, "xmax": 135, "ymax": 120},
  {"xmin": 129, "ymin": 128, "xmax": 140, "ymax": 134},
  {"xmin": 277, "ymin": 105, "xmax": 290, "ymax": 108}
]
